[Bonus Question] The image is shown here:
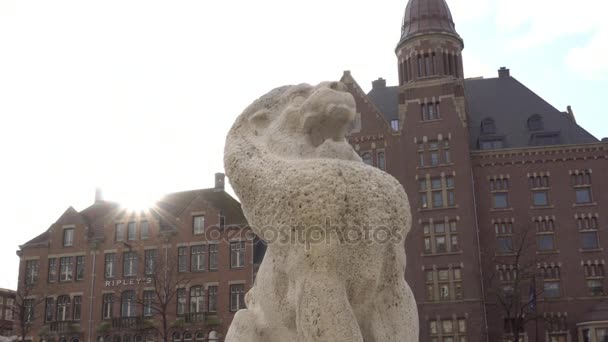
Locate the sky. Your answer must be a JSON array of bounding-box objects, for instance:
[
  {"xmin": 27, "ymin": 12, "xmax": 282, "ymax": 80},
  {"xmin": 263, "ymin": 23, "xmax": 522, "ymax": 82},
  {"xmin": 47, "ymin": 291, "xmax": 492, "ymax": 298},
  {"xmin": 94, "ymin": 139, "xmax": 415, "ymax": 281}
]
[{"xmin": 0, "ymin": 0, "xmax": 606, "ymax": 290}]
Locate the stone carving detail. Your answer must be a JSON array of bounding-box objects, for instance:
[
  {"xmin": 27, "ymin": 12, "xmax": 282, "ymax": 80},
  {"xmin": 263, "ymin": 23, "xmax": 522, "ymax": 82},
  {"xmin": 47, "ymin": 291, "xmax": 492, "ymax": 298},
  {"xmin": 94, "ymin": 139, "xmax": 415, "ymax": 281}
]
[{"xmin": 224, "ymin": 81, "xmax": 418, "ymax": 342}]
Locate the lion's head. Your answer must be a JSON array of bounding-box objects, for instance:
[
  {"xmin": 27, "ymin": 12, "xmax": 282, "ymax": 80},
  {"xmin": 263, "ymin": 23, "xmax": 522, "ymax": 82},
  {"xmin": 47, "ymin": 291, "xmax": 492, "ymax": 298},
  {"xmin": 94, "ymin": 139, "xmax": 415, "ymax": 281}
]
[{"xmin": 230, "ymin": 81, "xmax": 360, "ymax": 161}]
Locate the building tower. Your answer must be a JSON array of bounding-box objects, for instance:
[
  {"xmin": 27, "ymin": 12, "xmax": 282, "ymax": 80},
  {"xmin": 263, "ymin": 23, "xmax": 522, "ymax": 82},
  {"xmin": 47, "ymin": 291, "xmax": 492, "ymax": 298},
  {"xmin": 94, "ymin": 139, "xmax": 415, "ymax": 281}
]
[{"xmin": 396, "ymin": 0, "xmax": 486, "ymax": 340}]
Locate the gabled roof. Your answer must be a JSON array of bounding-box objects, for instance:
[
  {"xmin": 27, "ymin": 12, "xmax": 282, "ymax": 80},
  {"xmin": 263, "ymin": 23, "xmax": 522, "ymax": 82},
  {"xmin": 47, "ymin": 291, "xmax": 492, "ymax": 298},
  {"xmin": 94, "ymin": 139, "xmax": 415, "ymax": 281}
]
[
  {"xmin": 365, "ymin": 75, "xmax": 598, "ymax": 150},
  {"xmin": 20, "ymin": 188, "xmax": 247, "ymax": 248}
]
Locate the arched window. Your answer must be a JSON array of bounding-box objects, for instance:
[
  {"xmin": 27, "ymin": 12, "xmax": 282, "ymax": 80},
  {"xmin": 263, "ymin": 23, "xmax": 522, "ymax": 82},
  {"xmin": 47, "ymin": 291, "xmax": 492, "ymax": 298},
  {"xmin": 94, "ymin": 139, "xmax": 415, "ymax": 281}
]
[
  {"xmin": 361, "ymin": 152, "xmax": 372, "ymax": 166},
  {"xmin": 207, "ymin": 331, "xmax": 218, "ymax": 342},
  {"xmin": 377, "ymin": 152, "xmax": 386, "ymax": 171},
  {"xmin": 527, "ymin": 114, "xmax": 543, "ymax": 131},
  {"xmin": 121, "ymin": 290, "xmax": 136, "ymax": 317},
  {"xmin": 171, "ymin": 332, "xmax": 180, "ymax": 342},
  {"xmin": 195, "ymin": 332, "xmax": 204, "ymax": 342},
  {"xmin": 183, "ymin": 332, "xmax": 192, "ymax": 342},
  {"xmin": 481, "ymin": 118, "xmax": 496, "ymax": 135},
  {"xmin": 56, "ymin": 295, "xmax": 70, "ymax": 321}
]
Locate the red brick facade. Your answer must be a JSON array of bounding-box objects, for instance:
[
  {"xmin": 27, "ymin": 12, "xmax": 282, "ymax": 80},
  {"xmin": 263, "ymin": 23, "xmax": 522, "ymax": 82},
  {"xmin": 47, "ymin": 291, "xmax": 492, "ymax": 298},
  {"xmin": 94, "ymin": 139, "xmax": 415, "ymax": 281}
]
[
  {"xmin": 16, "ymin": 174, "xmax": 256, "ymax": 342},
  {"xmin": 341, "ymin": 0, "xmax": 608, "ymax": 341}
]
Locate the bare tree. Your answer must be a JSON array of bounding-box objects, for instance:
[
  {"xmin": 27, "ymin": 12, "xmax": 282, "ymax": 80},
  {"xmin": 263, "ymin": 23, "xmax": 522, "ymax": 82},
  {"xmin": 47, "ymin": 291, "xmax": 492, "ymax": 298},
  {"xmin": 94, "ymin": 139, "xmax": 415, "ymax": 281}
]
[
  {"xmin": 13, "ymin": 285, "xmax": 44, "ymax": 342},
  {"xmin": 485, "ymin": 222, "xmax": 547, "ymax": 342},
  {"xmin": 131, "ymin": 246, "xmax": 192, "ymax": 342}
]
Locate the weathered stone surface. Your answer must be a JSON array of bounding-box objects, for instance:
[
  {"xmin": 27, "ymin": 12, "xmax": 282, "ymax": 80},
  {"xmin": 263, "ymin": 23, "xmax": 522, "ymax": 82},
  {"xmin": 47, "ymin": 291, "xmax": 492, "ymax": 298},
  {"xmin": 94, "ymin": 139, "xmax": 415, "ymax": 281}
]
[{"xmin": 224, "ymin": 81, "xmax": 418, "ymax": 342}]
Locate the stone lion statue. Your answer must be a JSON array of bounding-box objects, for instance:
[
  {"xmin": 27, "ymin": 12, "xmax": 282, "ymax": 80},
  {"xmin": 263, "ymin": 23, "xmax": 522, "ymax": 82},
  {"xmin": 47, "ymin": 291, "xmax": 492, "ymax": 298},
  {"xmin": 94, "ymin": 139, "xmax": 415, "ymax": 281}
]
[{"xmin": 224, "ymin": 81, "xmax": 418, "ymax": 342}]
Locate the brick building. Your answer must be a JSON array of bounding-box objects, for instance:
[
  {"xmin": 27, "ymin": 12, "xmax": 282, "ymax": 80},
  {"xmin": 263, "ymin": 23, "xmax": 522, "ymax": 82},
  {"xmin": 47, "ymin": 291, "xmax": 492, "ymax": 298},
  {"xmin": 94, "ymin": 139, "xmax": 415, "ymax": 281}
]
[
  {"xmin": 0, "ymin": 288, "xmax": 15, "ymax": 337},
  {"xmin": 341, "ymin": 0, "xmax": 608, "ymax": 341},
  {"xmin": 16, "ymin": 174, "xmax": 258, "ymax": 342}
]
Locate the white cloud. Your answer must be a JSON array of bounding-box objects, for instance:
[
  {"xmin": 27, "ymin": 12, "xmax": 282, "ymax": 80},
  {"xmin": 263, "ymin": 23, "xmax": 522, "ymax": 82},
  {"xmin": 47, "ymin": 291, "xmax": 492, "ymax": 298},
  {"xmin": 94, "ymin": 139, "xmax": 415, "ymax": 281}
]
[{"xmin": 491, "ymin": 0, "xmax": 608, "ymax": 78}]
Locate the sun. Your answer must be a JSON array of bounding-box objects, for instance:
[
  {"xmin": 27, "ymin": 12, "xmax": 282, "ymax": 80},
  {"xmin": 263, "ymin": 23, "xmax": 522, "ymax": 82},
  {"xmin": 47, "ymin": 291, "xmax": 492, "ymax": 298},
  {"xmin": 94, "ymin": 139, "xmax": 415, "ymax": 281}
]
[{"xmin": 104, "ymin": 184, "xmax": 160, "ymax": 212}]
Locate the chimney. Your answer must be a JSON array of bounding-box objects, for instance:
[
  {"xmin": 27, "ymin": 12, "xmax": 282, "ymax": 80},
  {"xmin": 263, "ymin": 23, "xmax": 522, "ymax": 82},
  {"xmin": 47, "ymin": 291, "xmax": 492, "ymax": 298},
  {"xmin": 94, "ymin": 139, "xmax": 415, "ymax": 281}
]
[
  {"xmin": 214, "ymin": 173, "xmax": 225, "ymax": 191},
  {"xmin": 566, "ymin": 105, "xmax": 577, "ymax": 123},
  {"xmin": 372, "ymin": 78, "xmax": 387, "ymax": 89},
  {"xmin": 95, "ymin": 187, "xmax": 103, "ymax": 203},
  {"xmin": 498, "ymin": 67, "xmax": 510, "ymax": 78}
]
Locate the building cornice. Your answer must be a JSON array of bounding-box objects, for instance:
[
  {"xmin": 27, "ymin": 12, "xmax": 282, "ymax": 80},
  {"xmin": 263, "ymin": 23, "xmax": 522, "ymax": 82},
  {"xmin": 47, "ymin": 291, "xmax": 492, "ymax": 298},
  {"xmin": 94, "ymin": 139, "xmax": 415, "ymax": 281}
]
[{"xmin": 470, "ymin": 142, "xmax": 608, "ymax": 167}]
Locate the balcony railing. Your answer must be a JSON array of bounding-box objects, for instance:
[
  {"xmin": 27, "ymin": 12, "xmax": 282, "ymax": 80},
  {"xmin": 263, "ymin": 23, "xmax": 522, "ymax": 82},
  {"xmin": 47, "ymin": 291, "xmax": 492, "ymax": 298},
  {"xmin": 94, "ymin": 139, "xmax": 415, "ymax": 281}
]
[
  {"xmin": 49, "ymin": 320, "xmax": 79, "ymax": 333},
  {"xmin": 184, "ymin": 312, "xmax": 204, "ymax": 323},
  {"xmin": 111, "ymin": 316, "xmax": 143, "ymax": 329}
]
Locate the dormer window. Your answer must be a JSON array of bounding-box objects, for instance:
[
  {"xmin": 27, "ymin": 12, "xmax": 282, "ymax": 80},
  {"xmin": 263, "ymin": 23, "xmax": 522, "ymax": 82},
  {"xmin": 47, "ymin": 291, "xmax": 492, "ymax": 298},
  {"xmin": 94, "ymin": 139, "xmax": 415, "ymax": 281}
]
[
  {"xmin": 527, "ymin": 115, "xmax": 543, "ymax": 131},
  {"xmin": 480, "ymin": 118, "xmax": 496, "ymax": 135}
]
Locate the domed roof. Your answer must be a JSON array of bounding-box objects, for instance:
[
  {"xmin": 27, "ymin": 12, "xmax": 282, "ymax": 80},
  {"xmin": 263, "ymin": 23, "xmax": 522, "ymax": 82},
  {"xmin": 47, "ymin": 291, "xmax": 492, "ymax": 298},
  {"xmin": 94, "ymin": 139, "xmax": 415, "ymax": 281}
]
[{"xmin": 398, "ymin": 0, "xmax": 461, "ymax": 46}]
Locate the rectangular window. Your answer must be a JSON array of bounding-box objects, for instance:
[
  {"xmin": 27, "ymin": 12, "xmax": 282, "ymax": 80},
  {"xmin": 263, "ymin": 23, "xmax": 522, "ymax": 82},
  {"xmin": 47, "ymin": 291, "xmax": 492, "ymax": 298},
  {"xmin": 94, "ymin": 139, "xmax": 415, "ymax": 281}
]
[
  {"xmin": 105, "ymin": 253, "xmax": 116, "ymax": 278},
  {"xmin": 145, "ymin": 249, "xmax": 157, "ymax": 275},
  {"xmin": 533, "ymin": 190, "xmax": 549, "ymax": 206},
  {"xmin": 208, "ymin": 285, "xmax": 218, "ymax": 313},
  {"xmin": 24, "ymin": 299, "xmax": 34, "ymax": 323},
  {"xmin": 178, "ymin": 247, "xmax": 187, "ymax": 272},
  {"xmin": 143, "ymin": 291, "xmax": 154, "ymax": 317},
  {"xmin": 59, "ymin": 257, "xmax": 73, "ymax": 282},
  {"xmin": 102, "ymin": 294, "xmax": 113, "ymax": 319},
  {"xmin": 73, "ymin": 295, "xmax": 82, "ymax": 321},
  {"xmin": 572, "ymin": 171, "xmax": 593, "ymax": 204},
  {"xmin": 537, "ymin": 235, "xmax": 555, "ymax": 251},
  {"xmin": 141, "ymin": 221, "xmax": 149, "ymax": 239},
  {"xmin": 76, "ymin": 256, "xmax": 85, "ymax": 281},
  {"xmin": 176, "ymin": 288, "xmax": 186, "ymax": 315},
  {"xmin": 116, "ymin": 223, "xmax": 125, "ymax": 241},
  {"xmin": 493, "ymin": 193, "xmax": 508, "ymax": 209},
  {"xmin": 191, "ymin": 245, "xmax": 206, "ymax": 272},
  {"xmin": 579, "ymin": 216, "xmax": 599, "ymax": 250},
  {"xmin": 209, "ymin": 244, "xmax": 219, "ymax": 271},
  {"xmin": 127, "ymin": 222, "xmax": 136, "ymax": 241},
  {"xmin": 497, "ymin": 236, "xmax": 513, "ymax": 254},
  {"xmin": 45, "ymin": 297, "xmax": 54, "ymax": 322},
  {"xmin": 584, "ymin": 263, "xmax": 605, "ymax": 296},
  {"xmin": 426, "ymin": 268, "xmax": 462, "ymax": 302},
  {"xmin": 123, "ymin": 251, "xmax": 138, "ymax": 277},
  {"xmin": 540, "ymin": 265, "xmax": 561, "ymax": 299},
  {"xmin": 391, "ymin": 119, "xmax": 399, "ymax": 131},
  {"xmin": 63, "ymin": 228, "xmax": 74, "ymax": 247},
  {"xmin": 56, "ymin": 295, "xmax": 70, "ymax": 321},
  {"xmin": 231, "ymin": 241, "xmax": 246, "ymax": 268},
  {"xmin": 576, "ymin": 188, "xmax": 592, "ymax": 204},
  {"xmin": 582, "ymin": 231, "xmax": 599, "ymax": 250},
  {"xmin": 423, "ymin": 221, "xmax": 460, "ymax": 255},
  {"xmin": 25, "ymin": 260, "xmax": 39, "ymax": 285},
  {"xmin": 48, "ymin": 258, "xmax": 57, "ymax": 283},
  {"xmin": 193, "ymin": 216, "xmax": 205, "ymax": 235},
  {"xmin": 230, "ymin": 284, "xmax": 246, "ymax": 312},
  {"xmin": 121, "ymin": 291, "xmax": 136, "ymax": 317},
  {"xmin": 544, "ymin": 281, "xmax": 560, "ymax": 298},
  {"xmin": 432, "ymin": 191, "xmax": 443, "ymax": 207},
  {"xmin": 430, "ymin": 151, "xmax": 439, "ymax": 166}
]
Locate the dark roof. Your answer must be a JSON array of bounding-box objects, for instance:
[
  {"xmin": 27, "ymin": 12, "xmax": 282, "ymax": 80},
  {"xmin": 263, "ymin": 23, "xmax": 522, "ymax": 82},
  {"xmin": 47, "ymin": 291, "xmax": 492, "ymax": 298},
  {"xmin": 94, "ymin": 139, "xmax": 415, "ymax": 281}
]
[
  {"xmin": 368, "ymin": 85, "xmax": 399, "ymax": 122},
  {"xmin": 398, "ymin": 0, "xmax": 461, "ymax": 47},
  {"xmin": 465, "ymin": 76, "xmax": 597, "ymax": 149},
  {"xmin": 366, "ymin": 76, "xmax": 598, "ymax": 149},
  {"xmin": 20, "ymin": 188, "xmax": 246, "ymax": 248}
]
